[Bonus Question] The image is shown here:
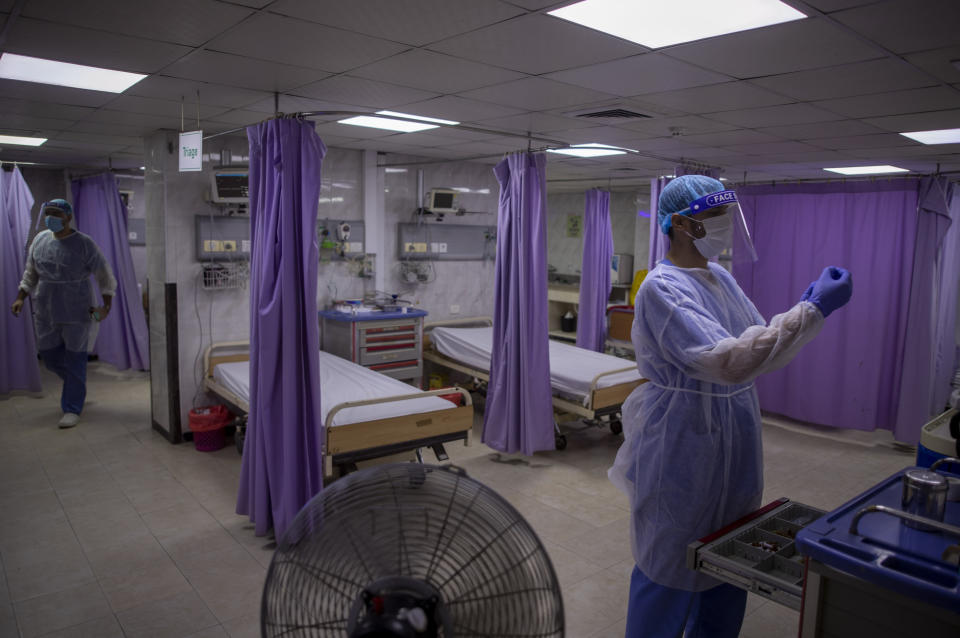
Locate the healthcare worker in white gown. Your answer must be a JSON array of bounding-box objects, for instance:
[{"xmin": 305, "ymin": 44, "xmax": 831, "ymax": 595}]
[
  {"xmin": 610, "ymin": 175, "xmax": 852, "ymax": 638},
  {"xmin": 10, "ymin": 199, "xmax": 116, "ymax": 429}
]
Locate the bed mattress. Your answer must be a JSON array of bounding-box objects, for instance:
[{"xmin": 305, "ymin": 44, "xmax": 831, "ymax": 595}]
[
  {"xmin": 213, "ymin": 350, "xmax": 456, "ymax": 427},
  {"xmin": 430, "ymin": 326, "xmax": 642, "ymax": 401}
]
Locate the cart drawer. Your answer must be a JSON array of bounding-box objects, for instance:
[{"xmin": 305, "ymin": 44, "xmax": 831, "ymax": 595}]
[
  {"xmin": 360, "ymin": 345, "xmax": 420, "ymax": 365},
  {"xmin": 359, "ymin": 325, "xmax": 418, "ymax": 346},
  {"xmin": 687, "ymin": 499, "xmax": 826, "ymax": 611},
  {"xmin": 367, "ymin": 360, "xmax": 422, "ymax": 380}
]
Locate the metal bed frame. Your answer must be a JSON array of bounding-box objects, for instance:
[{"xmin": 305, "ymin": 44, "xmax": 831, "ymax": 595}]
[
  {"xmin": 422, "ymin": 317, "xmax": 646, "ymax": 448},
  {"xmin": 202, "ymin": 341, "xmax": 474, "ymax": 479}
]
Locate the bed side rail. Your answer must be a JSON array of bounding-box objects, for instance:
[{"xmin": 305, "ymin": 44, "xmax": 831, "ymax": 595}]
[{"xmin": 204, "ymin": 340, "xmax": 251, "ymax": 378}]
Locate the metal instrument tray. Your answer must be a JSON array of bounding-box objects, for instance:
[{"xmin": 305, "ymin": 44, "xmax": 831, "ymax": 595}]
[{"xmin": 687, "ymin": 498, "xmax": 826, "ymax": 610}]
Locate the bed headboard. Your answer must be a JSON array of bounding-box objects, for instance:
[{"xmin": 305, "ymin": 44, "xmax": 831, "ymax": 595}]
[
  {"xmin": 423, "ymin": 317, "xmax": 492, "ymax": 349},
  {"xmin": 204, "ymin": 341, "xmax": 250, "ymax": 378}
]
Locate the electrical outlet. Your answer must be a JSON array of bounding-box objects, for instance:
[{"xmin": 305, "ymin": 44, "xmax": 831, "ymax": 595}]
[
  {"xmin": 450, "ymin": 304, "xmax": 461, "ymax": 315},
  {"xmin": 222, "ymin": 240, "xmax": 237, "ymax": 252},
  {"xmin": 438, "ymin": 242, "xmax": 448, "ymax": 253},
  {"xmin": 204, "ymin": 240, "xmax": 222, "ymax": 252}
]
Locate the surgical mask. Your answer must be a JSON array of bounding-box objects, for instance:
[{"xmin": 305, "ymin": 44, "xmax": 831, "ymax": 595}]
[
  {"xmin": 689, "ymin": 214, "xmax": 732, "ymax": 259},
  {"xmin": 45, "ymin": 215, "xmax": 65, "ymax": 232}
]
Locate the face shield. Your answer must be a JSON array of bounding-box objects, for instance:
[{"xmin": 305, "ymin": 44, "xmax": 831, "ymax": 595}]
[{"xmin": 678, "ymin": 190, "xmax": 757, "ymax": 263}]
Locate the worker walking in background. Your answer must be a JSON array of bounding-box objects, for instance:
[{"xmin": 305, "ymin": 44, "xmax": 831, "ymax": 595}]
[
  {"xmin": 10, "ymin": 199, "xmax": 116, "ymax": 429},
  {"xmin": 610, "ymin": 175, "xmax": 853, "ymax": 637}
]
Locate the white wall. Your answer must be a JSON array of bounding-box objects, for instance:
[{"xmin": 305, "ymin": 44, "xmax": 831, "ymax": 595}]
[{"xmin": 116, "ymin": 175, "xmax": 146, "ymax": 290}]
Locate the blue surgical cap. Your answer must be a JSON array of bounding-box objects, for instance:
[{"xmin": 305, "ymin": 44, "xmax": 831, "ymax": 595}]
[
  {"xmin": 657, "ymin": 175, "xmax": 725, "ymax": 235},
  {"xmin": 43, "ymin": 198, "xmax": 73, "ymax": 216}
]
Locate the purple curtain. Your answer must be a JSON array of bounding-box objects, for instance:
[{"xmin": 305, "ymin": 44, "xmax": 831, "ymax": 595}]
[
  {"xmin": 483, "ymin": 152, "xmax": 555, "ymax": 456},
  {"xmin": 236, "ymin": 118, "xmax": 326, "ymax": 538},
  {"xmin": 577, "ymin": 189, "xmax": 612, "ymax": 352},
  {"xmin": 0, "ymin": 167, "xmax": 42, "ymax": 393},
  {"xmin": 921, "ymin": 178, "xmax": 960, "ymax": 414},
  {"xmin": 647, "ymin": 177, "xmax": 669, "ymax": 269},
  {"xmin": 71, "ymin": 174, "xmax": 149, "ymax": 371},
  {"xmin": 733, "ymin": 179, "xmax": 947, "ymax": 443}
]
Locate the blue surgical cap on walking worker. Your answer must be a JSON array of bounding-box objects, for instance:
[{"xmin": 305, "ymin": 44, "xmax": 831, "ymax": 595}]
[{"xmin": 611, "ymin": 174, "xmax": 852, "ymax": 637}]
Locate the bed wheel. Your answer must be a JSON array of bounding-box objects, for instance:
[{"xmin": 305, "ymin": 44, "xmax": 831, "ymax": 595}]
[
  {"xmin": 235, "ymin": 427, "xmax": 245, "ymax": 455},
  {"xmin": 555, "ymin": 434, "xmax": 567, "ymax": 450},
  {"xmin": 610, "ymin": 420, "xmax": 623, "ymax": 435}
]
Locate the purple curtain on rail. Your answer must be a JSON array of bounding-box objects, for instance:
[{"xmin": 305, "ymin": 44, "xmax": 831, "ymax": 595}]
[
  {"xmin": 647, "ymin": 177, "xmax": 669, "ymax": 270},
  {"xmin": 483, "ymin": 152, "xmax": 555, "ymax": 455},
  {"xmin": 920, "ymin": 179, "xmax": 957, "ymax": 414},
  {"xmin": 577, "ymin": 189, "xmax": 612, "ymax": 352},
  {"xmin": 237, "ymin": 118, "xmax": 326, "ymax": 539},
  {"xmin": 71, "ymin": 174, "xmax": 149, "ymax": 370},
  {"xmin": 0, "ymin": 167, "xmax": 42, "ymax": 393},
  {"xmin": 733, "ymin": 179, "xmax": 949, "ymax": 443}
]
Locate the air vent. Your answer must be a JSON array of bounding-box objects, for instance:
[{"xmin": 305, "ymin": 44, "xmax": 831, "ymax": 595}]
[{"xmin": 576, "ymin": 108, "xmax": 651, "ymax": 120}]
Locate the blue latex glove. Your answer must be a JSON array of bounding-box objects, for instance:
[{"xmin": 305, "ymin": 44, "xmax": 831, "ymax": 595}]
[
  {"xmin": 800, "ymin": 281, "xmax": 816, "ymax": 302},
  {"xmin": 806, "ymin": 266, "xmax": 852, "ymax": 318}
]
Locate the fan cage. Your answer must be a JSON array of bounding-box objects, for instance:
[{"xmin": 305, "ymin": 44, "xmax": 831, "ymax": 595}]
[{"xmin": 261, "ymin": 464, "xmax": 565, "ymax": 638}]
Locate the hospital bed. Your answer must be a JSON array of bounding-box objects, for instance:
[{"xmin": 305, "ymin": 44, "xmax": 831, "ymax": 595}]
[
  {"xmin": 422, "ymin": 318, "xmax": 646, "ymax": 447},
  {"xmin": 202, "ymin": 341, "xmax": 474, "ymax": 479}
]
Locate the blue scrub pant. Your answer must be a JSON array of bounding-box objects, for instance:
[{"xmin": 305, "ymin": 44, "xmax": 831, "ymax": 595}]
[
  {"xmin": 625, "ymin": 566, "xmax": 746, "ymax": 638},
  {"xmin": 40, "ymin": 344, "xmax": 88, "ymax": 415}
]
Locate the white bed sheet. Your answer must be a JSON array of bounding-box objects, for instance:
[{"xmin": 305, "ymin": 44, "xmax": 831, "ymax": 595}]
[
  {"xmin": 430, "ymin": 326, "xmax": 642, "ymax": 402},
  {"xmin": 213, "ymin": 350, "xmax": 456, "ymax": 427}
]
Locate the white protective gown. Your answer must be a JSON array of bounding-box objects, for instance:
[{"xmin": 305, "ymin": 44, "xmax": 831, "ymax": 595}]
[
  {"xmin": 609, "ymin": 261, "xmax": 823, "ymax": 591},
  {"xmin": 19, "ymin": 230, "xmax": 116, "ymax": 352}
]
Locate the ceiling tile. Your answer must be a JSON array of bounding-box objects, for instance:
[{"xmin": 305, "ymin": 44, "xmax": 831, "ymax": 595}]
[
  {"xmin": 242, "ymin": 94, "xmax": 364, "ymax": 115},
  {"xmin": 903, "ymin": 46, "xmax": 960, "ymax": 84},
  {"xmin": 707, "ymin": 103, "xmax": 842, "ymax": 128},
  {"xmin": 43, "ymin": 139, "xmax": 128, "ymax": 153},
  {"xmin": 315, "ymin": 122, "xmax": 401, "ymax": 141},
  {"xmin": 756, "ymin": 119, "xmax": 885, "ymax": 139},
  {"xmin": 207, "ymin": 13, "xmax": 408, "ymax": 73},
  {"xmin": 723, "ymin": 141, "xmax": 824, "ymax": 155},
  {"xmin": 844, "ymin": 143, "xmax": 960, "ymax": 159},
  {"xmin": 801, "ymin": 0, "xmax": 885, "ymax": 11},
  {"xmin": 677, "ymin": 129, "xmax": 786, "ymax": 146},
  {"xmin": 550, "ymin": 125, "xmax": 651, "ymax": 145},
  {"xmin": 461, "ymin": 77, "xmax": 614, "ymax": 111},
  {"xmin": 350, "ymin": 49, "xmax": 525, "ymax": 94},
  {"xmin": 22, "ymin": 0, "xmax": 253, "ymax": 47},
  {"xmin": 0, "ymin": 114, "xmax": 76, "ymax": 135},
  {"xmin": 832, "ymin": 0, "xmax": 960, "ymax": 54},
  {"xmin": 290, "ymin": 76, "xmax": 438, "ymax": 109},
  {"xmin": 163, "ymin": 50, "xmax": 329, "ymax": 92},
  {"xmin": 0, "ymin": 97, "xmax": 95, "ymax": 121},
  {"xmin": 663, "ymin": 18, "xmax": 879, "ymax": 79},
  {"xmin": 79, "ymin": 110, "xmax": 181, "ymax": 131},
  {"xmin": 68, "ymin": 121, "xmax": 158, "ymax": 137},
  {"xmin": 0, "ymin": 79, "xmax": 117, "ymax": 108},
  {"xmin": 750, "ymin": 58, "xmax": 935, "ymax": 101},
  {"xmin": 270, "ymin": 0, "xmax": 524, "ymax": 46},
  {"xmin": 617, "ymin": 114, "xmax": 739, "ymax": 137},
  {"xmin": 863, "ymin": 108, "xmax": 960, "ymax": 133},
  {"xmin": 814, "ymin": 86, "xmax": 960, "ymax": 118},
  {"xmin": 206, "ymin": 109, "xmax": 270, "ymax": 126},
  {"xmin": 475, "ymin": 112, "xmax": 599, "ymax": 134},
  {"xmin": 52, "ymin": 131, "xmax": 143, "ymax": 147},
  {"xmin": 225, "ymin": 0, "xmax": 273, "ymax": 6},
  {"xmin": 805, "ymin": 133, "xmax": 919, "ymax": 150},
  {"xmin": 545, "ymin": 54, "xmax": 728, "ymax": 97},
  {"xmin": 398, "ymin": 96, "xmax": 523, "ymax": 123},
  {"xmin": 126, "ymin": 76, "xmax": 270, "ymax": 109},
  {"xmin": 638, "ymin": 82, "xmax": 792, "ymax": 115},
  {"xmin": 101, "ymin": 95, "xmax": 228, "ymax": 120},
  {"xmin": 428, "ymin": 13, "xmax": 644, "ymax": 75},
  {"xmin": 4, "ymin": 18, "xmax": 192, "ymax": 74}
]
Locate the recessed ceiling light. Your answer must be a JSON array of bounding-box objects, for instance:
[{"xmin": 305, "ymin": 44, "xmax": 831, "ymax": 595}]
[
  {"xmin": 140, "ymin": 166, "xmax": 146, "ymax": 170},
  {"xmin": 899, "ymin": 128, "xmax": 960, "ymax": 145},
  {"xmin": 0, "ymin": 53, "xmax": 146, "ymax": 93},
  {"xmin": 375, "ymin": 111, "xmax": 459, "ymax": 126},
  {"xmin": 548, "ymin": 0, "xmax": 806, "ymax": 48},
  {"xmin": 338, "ymin": 115, "xmax": 438, "ymax": 133},
  {"xmin": 384, "ymin": 167, "xmax": 408, "ymax": 173},
  {"xmin": 0, "ymin": 134, "xmax": 46, "ymax": 146},
  {"xmin": 547, "ymin": 143, "xmax": 633, "ymax": 158},
  {"xmin": 823, "ymin": 165, "xmax": 909, "ymax": 175}
]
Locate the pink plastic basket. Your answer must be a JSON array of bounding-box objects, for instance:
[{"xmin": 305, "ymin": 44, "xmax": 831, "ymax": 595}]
[{"xmin": 189, "ymin": 405, "xmax": 231, "ymax": 452}]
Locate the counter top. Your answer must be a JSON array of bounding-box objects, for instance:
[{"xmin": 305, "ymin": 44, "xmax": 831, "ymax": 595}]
[{"xmin": 319, "ymin": 308, "xmax": 428, "ymax": 322}]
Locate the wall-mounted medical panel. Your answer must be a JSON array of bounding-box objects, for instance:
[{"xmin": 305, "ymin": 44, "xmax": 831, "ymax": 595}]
[
  {"xmin": 127, "ymin": 217, "xmax": 146, "ymax": 246},
  {"xmin": 397, "ymin": 223, "xmax": 496, "ymax": 261},
  {"xmin": 318, "ymin": 218, "xmax": 365, "ymax": 260},
  {"xmin": 195, "ymin": 214, "xmax": 251, "ymax": 261}
]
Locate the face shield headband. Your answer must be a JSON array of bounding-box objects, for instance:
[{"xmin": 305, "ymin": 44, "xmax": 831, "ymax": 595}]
[{"xmin": 676, "ymin": 190, "xmax": 758, "ymax": 263}]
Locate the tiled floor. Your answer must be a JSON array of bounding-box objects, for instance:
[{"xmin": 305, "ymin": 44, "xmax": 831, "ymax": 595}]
[{"xmin": 0, "ymin": 362, "xmax": 916, "ymax": 637}]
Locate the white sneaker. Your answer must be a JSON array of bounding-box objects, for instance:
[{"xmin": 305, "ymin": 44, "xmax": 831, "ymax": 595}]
[{"xmin": 58, "ymin": 413, "xmax": 80, "ymax": 429}]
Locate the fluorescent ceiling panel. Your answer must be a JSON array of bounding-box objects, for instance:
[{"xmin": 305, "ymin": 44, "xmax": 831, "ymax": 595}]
[
  {"xmin": 823, "ymin": 165, "xmax": 908, "ymax": 175},
  {"xmin": 547, "ymin": 143, "xmax": 633, "ymax": 158},
  {"xmin": 548, "ymin": 0, "xmax": 806, "ymax": 48},
  {"xmin": 0, "ymin": 134, "xmax": 47, "ymax": 146},
  {"xmin": 0, "ymin": 53, "xmax": 146, "ymax": 93},
  {"xmin": 900, "ymin": 128, "xmax": 960, "ymax": 145},
  {"xmin": 375, "ymin": 110, "xmax": 459, "ymax": 126},
  {"xmin": 338, "ymin": 115, "xmax": 438, "ymax": 133}
]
